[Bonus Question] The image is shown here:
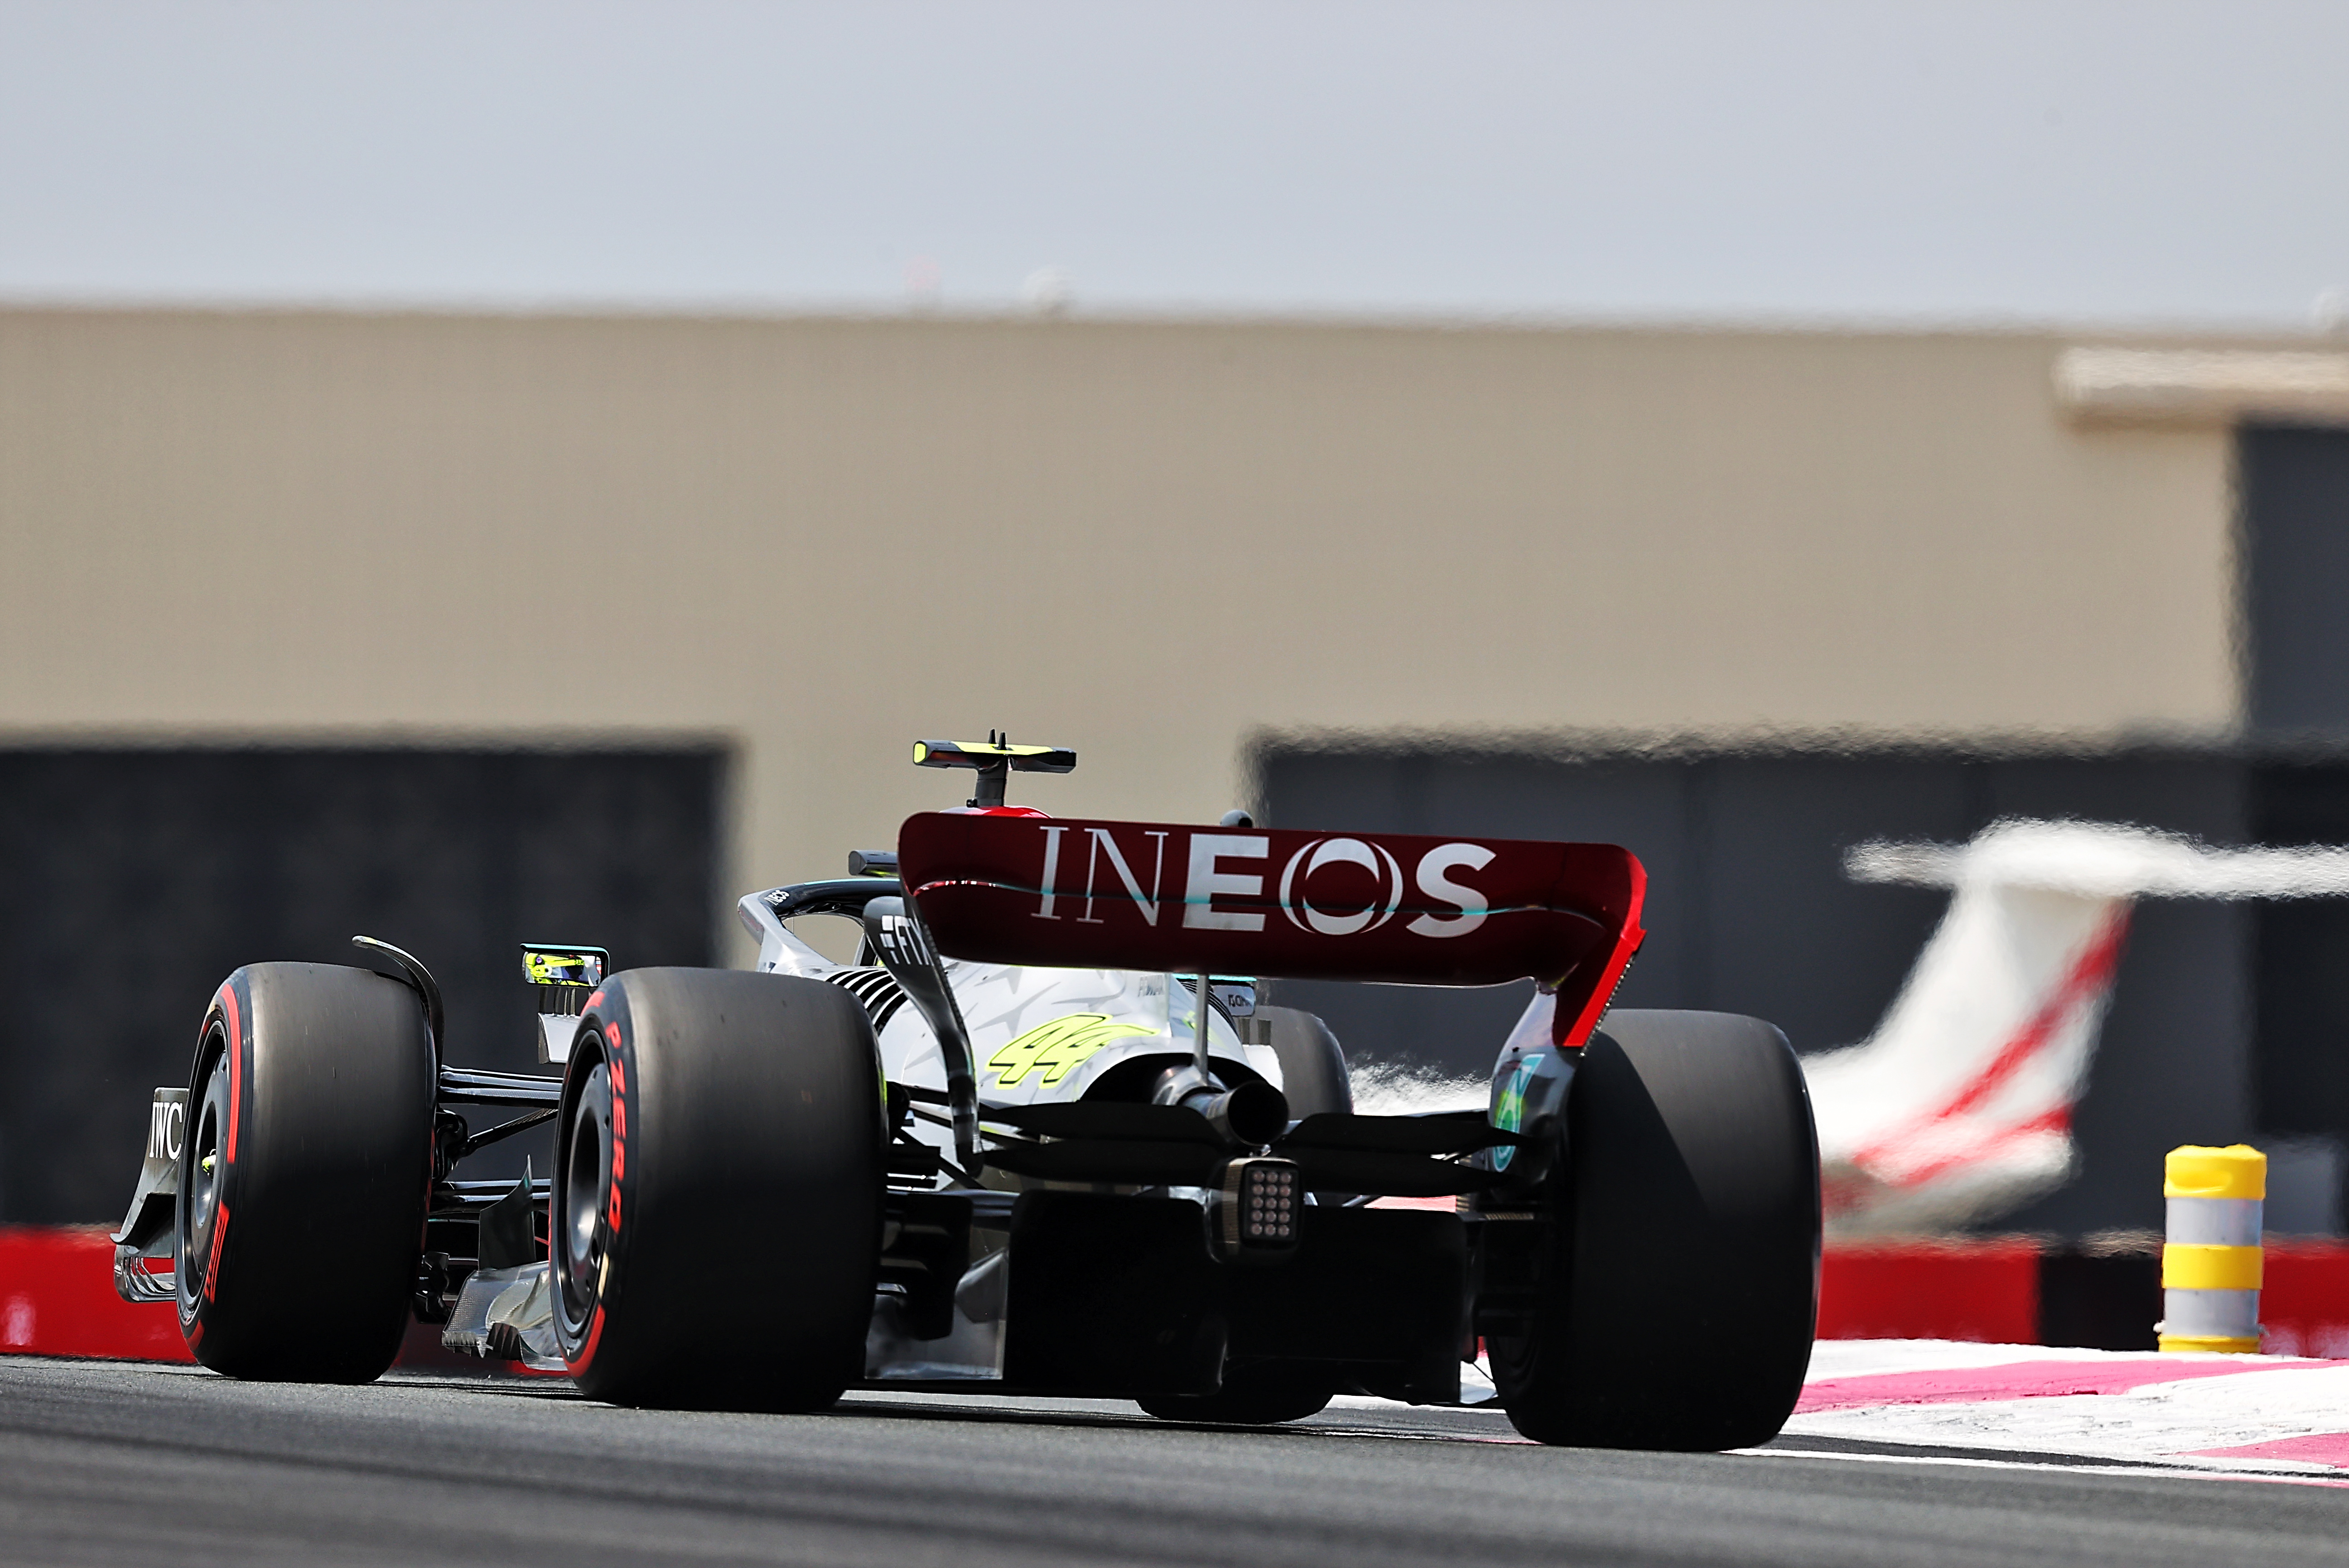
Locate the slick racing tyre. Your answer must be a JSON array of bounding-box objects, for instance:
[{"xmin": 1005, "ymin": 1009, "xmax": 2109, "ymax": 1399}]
[
  {"xmin": 177, "ymin": 964, "xmax": 435, "ymax": 1382},
  {"xmin": 1490, "ymin": 1010, "xmax": 1819, "ymax": 1451},
  {"xmin": 554, "ymin": 969, "xmax": 885, "ymax": 1410},
  {"xmin": 1138, "ymin": 1367, "xmax": 1333, "ymax": 1425},
  {"xmin": 1255, "ymin": 1006, "xmax": 1352, "ymax": 1118},
  {"xmin": 1257, "ymin": 1005, "xmax": 1355, "ymax": 1203}
]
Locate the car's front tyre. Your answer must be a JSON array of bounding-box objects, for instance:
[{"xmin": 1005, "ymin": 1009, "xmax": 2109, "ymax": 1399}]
[{"xmin": 177, "ymin": 963, "xmax": 435, "ymax": 1382}]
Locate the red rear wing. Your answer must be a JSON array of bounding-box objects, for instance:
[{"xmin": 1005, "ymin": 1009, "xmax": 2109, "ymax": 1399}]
[{"xmin": 897, "ymin": 813, "xmax": 1647, "ymax": 1048}]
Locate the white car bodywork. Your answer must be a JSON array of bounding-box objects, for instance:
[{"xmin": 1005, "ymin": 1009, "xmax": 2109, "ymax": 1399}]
[{"xmin": 739, "ymin": 889, "xmax": 1286, "ymax": 1131}]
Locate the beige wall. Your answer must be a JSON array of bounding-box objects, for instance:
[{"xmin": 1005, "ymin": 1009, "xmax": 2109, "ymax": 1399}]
[{"xmin": 0, "ymin": 309, "xmax": 2239, "ymax": 955}]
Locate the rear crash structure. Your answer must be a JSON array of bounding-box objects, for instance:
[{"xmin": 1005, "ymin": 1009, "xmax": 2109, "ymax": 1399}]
[{"xmin": 112, "ymin": 738, "xmax": 1821, "ymax": 1448}]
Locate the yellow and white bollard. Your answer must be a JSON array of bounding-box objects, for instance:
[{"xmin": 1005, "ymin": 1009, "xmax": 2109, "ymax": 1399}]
[{"xmin": 2157, "ymin": 1144, "xmax": 2266, "ymax": 1354}]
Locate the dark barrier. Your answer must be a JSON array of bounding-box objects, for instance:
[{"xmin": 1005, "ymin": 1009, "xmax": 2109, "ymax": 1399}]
[
  {"xmin": 1257, "ymin": 740, "xmax": 2349, "ymax": 1239},
  {"xmin": 0, "ymin": 746, "xmax": 722, "ymax": 1224},
  {"xmin": 12, "ymin": 1223, "xmax": 2349, "ymax": 1364}
]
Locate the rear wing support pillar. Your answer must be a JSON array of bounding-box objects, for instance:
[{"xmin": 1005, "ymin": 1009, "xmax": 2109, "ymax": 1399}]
[{"xmin": 863, "ymin": 896, "xmax": 983, "ymax": 1175}]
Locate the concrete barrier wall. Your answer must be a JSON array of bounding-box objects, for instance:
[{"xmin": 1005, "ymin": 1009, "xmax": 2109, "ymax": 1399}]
[{"xmin": 14, "ymin": 1225, "xmax": 2347, "ymax": 1362}]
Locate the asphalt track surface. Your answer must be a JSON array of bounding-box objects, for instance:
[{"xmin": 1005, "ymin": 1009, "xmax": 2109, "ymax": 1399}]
[{"xmin": 5, "ymin": 1356, "xmax": 2344, "ymax": 1568}]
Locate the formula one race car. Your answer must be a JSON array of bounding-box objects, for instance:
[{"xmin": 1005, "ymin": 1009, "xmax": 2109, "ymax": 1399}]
[{"xmin": 111, "ymin": 739, "xmax": 1820, "ymax": 1450}]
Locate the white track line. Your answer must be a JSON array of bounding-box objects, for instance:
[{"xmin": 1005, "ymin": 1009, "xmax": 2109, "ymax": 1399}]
[
  {"xmin": 1780, "ymin": 1340, "xmax": 2349, "ymax": 1481},
  {"xmin": 1741, "ymin": 1444, "xmax": 2349, "ymax": 1489}
]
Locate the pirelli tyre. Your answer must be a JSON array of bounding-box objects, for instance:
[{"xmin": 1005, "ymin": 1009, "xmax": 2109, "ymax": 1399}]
[
  {"xmin": 1490, "ymin": 1010, "xmax": 1820, "ymax": 1451},
  {"xmin": 1255, "ymin": 1004, "xmax": 1355, "ymax": 1206},
  {"xmin": 554, "ymin": 968, "xmax": 885, "ymax": 1410},
  {"xmin": 1254, "ymin": 1006, "xmax": 1352, "ymax": 1119},
  {"xmin": 176, "ymin": 964, "xmax": 435, "ymax": 1381}
]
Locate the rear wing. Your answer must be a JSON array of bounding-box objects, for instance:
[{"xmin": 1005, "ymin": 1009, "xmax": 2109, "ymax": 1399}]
[{"xmin": 897, "ymin": 812, "xmax": 1646, "ymax": 1048}]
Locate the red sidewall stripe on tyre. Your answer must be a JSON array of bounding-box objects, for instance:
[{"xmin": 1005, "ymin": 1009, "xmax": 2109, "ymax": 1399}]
[
  {"xmin": 195, "ymin": 981, "xmax": 244, "ymax": 1319},
  {"xmin": 200, "ymin": 1201, "xmax": 229, "ymax": 1304},
  {"xmin": 220, "ymin": 982, "xmax": 242, "ymax": 1168},
  {"xmin": 567, "ymin": 1304, "xmax": 605, "ymax": 1376},
  {"xmin": 561, "ymin": 1009, "xmax": 626, "ymax": 1379}
]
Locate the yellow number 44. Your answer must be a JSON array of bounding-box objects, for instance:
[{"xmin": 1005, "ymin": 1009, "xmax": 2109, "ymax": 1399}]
[{"xmin": 989, "ymin": 1014, "xmax": 1153, "ymax": 1086}]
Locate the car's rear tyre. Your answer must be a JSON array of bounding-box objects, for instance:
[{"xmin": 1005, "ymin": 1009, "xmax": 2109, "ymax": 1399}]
[
  {"xmin": 177, "ymin": 964, "xmax": 435, "ymax": 1382},
  {"xmin": 1490, "ymin": 1010, "xmax": 1819, "ymax": 1450},
  {"xmin": 553, "ymin": 968, "xmax": 885, "ymax": 1410},
  {"xmin": 1256, "ymin": 1006, "xmax": 1351, "ymax": 1118},
  {"xmin": 1137, "ymin": 1366, "xmax": 1333, "ymax": 1425}
]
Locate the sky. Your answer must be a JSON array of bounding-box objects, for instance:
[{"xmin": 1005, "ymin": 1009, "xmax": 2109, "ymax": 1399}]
[{"xmin": 2, "ymin": 1, "xmax": 2345, "ymax": 327}]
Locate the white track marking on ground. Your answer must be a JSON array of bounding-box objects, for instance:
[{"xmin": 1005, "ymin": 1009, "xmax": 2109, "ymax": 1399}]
[
  {"xmin": 1314, "ymin": 1339, "xmax": 2349, "ymax": 1482},
  {"xmin": 1740, "ymin": 1444, "xmax": 2349, "ymax": 1488},
  {"xmin": 1801, "ymin": 1338, "xmax": 2155, "ymax": 1380},
  {"xmin": 1780, "ymin": 1340, "xmax": 2349, "ymax": 1477},
  {"xmin": 1786, "ymin": 1368, "xmax": 2349, "ymax": 1462}
]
